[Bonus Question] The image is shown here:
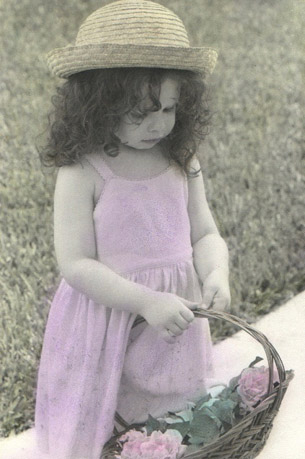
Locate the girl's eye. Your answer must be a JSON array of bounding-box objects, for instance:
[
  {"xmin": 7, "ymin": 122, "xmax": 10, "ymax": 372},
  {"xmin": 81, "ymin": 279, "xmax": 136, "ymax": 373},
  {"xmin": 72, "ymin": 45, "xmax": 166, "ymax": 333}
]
[{"xmin": 129, "ymin": 111, "xmax": 146, "ymax": 121}]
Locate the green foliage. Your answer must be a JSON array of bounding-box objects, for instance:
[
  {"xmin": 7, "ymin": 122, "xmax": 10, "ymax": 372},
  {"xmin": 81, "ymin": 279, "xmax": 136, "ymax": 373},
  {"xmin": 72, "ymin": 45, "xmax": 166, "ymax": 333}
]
[
  {"xmin": 1, "ymin": 0, "xmax": 305, "ymax": 440},
  {"xmin": 189, "ymin": 411, "xmax": 220, "ymax": 444},
  {"xmin": 146, "ymin": 385, "xmax": 241, "ymax": 446}
]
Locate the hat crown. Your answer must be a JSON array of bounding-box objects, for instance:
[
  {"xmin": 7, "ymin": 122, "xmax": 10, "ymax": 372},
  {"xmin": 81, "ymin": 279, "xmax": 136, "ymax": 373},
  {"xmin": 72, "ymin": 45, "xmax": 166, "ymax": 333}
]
[{"xmin": 75, "ymin": 0, "xmax": 190, "ymax": 48}]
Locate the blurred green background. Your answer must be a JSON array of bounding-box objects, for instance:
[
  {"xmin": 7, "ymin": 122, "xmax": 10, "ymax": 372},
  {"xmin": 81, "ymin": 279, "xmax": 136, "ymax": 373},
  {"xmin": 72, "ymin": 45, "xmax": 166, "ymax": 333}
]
[{"xmin": 1, "ymin": 0, "xmax": 304, "ymax": 438}]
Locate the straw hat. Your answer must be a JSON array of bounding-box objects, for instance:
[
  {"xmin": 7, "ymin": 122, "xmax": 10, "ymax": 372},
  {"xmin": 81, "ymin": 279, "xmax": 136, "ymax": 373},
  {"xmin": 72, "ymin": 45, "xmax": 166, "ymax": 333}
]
[{"xmin": 46, "ymin": 0, "xmax": 218, "ymax": 78}]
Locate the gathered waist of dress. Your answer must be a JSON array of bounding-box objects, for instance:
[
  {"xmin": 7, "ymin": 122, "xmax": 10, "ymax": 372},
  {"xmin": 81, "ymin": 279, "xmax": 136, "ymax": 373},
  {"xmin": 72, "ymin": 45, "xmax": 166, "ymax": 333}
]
[{"xmin": 98, "ymin": 252, "xmax": 194, "ymax": 276}]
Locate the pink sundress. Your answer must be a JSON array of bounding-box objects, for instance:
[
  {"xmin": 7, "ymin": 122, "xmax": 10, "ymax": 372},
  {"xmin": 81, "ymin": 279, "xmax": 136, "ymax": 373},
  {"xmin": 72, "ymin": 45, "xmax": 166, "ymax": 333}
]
[{"xmin": 34, "ymin": 153, "xmax": 214, "ymax": 459}]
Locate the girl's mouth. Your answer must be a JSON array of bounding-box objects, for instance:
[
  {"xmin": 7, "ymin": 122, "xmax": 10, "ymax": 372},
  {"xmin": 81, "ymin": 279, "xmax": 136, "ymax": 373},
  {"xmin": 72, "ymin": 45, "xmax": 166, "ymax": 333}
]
[{"xmin": 142, "ymin": 138, "xmax": 162, "ymax": 143}]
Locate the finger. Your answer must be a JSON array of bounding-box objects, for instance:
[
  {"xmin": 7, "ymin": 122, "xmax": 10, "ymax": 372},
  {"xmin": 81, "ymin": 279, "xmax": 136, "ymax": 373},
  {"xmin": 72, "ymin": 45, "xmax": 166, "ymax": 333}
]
[
  {"xmin": 202, "ymin": 287, "xmax": 216, "ymax": 310},
  {"xmin": 167, "ymin": 323, "xmax": 184, "ymax": 336},
  {"xmin": 179, "ymin": 309, "xmax": 194, "ymax": 324},
  {"xmin": 159, "ymin": 329, "xmax": 176, "ymax": 344},
  {"xmin": 175, "ymin": 315, "xmax": 192, "ymax": 330},
  {"xmin": 187, "ymin": 303, "xmax": 200, "ymax": 311},
  {"xmin": 198, "ymin": 302, "xmax": 209, "ymax": 310},
  {"xmin": 179, "ymin": 298, "xmax": 199, "ymax": 311}
]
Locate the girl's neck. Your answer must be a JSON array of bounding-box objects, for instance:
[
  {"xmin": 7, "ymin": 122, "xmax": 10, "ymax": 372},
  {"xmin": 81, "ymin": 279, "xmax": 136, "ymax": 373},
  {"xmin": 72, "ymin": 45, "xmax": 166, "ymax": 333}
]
[{"xmin": 100, "ymin": 143, "xmax": 170, "ymax": 180}]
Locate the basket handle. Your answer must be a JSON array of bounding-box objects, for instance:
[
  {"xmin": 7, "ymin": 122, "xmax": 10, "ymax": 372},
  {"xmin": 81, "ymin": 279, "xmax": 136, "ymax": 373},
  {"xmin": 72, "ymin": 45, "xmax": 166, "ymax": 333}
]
[{"xmin": 131, "ymin": 308, "xmax": 287, "ymax": 401}]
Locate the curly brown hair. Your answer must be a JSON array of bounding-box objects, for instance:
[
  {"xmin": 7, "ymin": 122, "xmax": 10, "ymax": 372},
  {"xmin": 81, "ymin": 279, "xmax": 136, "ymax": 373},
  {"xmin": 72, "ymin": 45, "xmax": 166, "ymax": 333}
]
[{"xmin": 38, "ymin": 67, "xmax": 211, "ymax": 177}]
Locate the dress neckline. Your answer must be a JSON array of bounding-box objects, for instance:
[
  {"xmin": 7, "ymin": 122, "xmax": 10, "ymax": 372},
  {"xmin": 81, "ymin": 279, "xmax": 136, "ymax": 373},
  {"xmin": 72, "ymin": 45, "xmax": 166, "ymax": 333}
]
[{"xmin": 100, "ymin": 154, "xmax": 174, "ymax": 182}]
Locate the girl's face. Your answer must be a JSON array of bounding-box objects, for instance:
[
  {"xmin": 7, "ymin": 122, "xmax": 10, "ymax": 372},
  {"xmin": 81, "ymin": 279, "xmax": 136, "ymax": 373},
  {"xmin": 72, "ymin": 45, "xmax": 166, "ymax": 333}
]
[{"xmin": 116, "ymin": 78, "xmax": 179, "ymax": 151}]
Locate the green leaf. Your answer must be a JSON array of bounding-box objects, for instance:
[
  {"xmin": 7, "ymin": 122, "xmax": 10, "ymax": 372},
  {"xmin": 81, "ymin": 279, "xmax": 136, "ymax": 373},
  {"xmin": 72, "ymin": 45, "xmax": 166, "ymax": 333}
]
[
  {"xmin": 163, "ymin": 415, "xmax": 184, "ymax": 424},
  {"xmin": 186, "ymin": 401, "xmax": 196, "ymax": 410},
  {"xmin": 207, "ymin": 384, "xmax": 227, "ymax": 398},
  {"xmin": 189, "ymin": 411, "xmax": 220, "ymax": 444},
  {"xmin": 218, "ymin": 386, "xmax": 233, "ymax": 399},
  {"xmin": 146, "ymin": 414, "xmax": 161, "ymax": 435},
  {"xmin": 229, "ymin": 391, "xmax": 240, "ymax": 403},
  {"xmin": 195, "ymin": 396, "xmax": 217, "ymax": 411},
  {"xmin": 169, "ymin": 421, "xmax": 190, "ymax": 438},
  {"xmin": 249, "ymin": 356, "xmax": 264, "ymax": 367},
  {"xmin": 194, "ymin": 393, "xmax": 211, "ymax": 410},
  {"xmin": 188, "ymin": 435, "xmax": 206, "ymax": 445},
  {"xmin": 174, "ymin": 409, "xmax": 194, "ymax": 423},
  {"xmin": 157, "ymin": 419, "xmax": 168, "ymax": 433},
  {"xmin": 203, "ymin": 408, "xmax": 223, "ymax": 429},
  {"xmin": 209, "ymin": 399, "xmax": 237, "ymax": 425},
  {"xmin": 228, "ymin": 375, "xmax": 240, "ymax": 390}
]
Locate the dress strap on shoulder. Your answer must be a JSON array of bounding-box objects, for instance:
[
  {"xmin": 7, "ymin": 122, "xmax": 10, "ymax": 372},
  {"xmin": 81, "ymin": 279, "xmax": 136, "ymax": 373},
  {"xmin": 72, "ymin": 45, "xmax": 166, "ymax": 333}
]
[{"xmin": 85, "ymin": 153, "xmax": 114, "ymax": 181}]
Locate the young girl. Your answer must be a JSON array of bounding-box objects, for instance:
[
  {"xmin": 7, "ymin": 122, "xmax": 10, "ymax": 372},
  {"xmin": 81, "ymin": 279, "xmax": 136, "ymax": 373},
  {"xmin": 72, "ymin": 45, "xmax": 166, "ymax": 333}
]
[{"xmin": 35, "ymin": 1, "xmax": 230, "ymax": 457}]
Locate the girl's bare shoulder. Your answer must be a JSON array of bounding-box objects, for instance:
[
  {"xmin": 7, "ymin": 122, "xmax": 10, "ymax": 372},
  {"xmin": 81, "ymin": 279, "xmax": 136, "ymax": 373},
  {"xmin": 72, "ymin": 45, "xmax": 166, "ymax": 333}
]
[
  {"xmin": 56, "ymin": 156, "xmax": 98, "ymax": 180},
  {"xmin": 55, "ymin": 155, "xmax": 104, "ymax": 203}
]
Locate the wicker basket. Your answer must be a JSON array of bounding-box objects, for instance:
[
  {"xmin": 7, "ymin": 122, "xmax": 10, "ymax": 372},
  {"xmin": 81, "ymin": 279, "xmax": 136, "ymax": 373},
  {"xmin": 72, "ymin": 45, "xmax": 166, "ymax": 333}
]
[{"xmin": 102, "ymin": 309, "xmax": 294, "ymax": 458}]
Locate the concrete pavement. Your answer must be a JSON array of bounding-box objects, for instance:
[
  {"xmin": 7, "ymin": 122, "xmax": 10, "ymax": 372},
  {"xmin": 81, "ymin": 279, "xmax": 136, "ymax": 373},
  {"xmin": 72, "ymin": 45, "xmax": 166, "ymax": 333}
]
[{"xmin": 212, "ymin": 290, "xmax": 305, "ymax": 459}]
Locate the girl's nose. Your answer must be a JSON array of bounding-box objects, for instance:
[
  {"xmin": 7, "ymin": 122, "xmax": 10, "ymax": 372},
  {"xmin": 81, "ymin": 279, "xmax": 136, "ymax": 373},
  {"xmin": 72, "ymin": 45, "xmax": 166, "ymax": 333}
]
[{"xmin": 147, "ymin": 112, "xmax": 164, "ymax": 133}]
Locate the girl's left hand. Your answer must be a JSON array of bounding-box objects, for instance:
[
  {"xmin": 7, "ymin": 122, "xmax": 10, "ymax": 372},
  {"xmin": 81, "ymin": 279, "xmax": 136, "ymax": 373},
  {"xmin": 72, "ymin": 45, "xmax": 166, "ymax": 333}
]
[{"xmin": 200, "ymin": 268, "xmax": 231, "ymax": 312}]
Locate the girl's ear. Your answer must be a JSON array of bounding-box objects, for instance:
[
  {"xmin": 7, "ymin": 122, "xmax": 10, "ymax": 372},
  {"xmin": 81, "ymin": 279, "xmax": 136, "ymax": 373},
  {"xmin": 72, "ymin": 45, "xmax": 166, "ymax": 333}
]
[{"xmin": 104, "ymin": 143, "xmax": 119, "ymax": 157}]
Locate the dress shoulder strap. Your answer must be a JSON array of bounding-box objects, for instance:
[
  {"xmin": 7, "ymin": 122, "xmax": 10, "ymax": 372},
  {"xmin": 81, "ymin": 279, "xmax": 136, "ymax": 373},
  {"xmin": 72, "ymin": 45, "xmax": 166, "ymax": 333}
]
[{"xmin": 85, "ymin": 153, "xmax": 114, "ymax": 181}]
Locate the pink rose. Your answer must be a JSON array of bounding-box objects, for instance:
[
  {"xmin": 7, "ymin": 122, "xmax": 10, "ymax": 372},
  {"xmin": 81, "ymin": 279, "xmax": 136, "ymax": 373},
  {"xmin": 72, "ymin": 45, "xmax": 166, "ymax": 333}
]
[
  {"xmin": 237, "ymin": 366, "xmax": 279, "ymax": 410},
  {"xmin": 116, "ymin": 428, "xmax": 187, "ymax": 459}
]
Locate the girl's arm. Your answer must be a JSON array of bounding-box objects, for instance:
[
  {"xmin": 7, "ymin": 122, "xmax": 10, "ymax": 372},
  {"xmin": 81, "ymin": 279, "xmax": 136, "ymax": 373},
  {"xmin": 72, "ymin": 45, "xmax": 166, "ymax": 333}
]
[
  {"xmin": 54, "ymin": 161, "xmax": 154, "ymax": 314},
  {"xmin": 187, "ymin": 155, "xmax": 230, "ymax": 310}
]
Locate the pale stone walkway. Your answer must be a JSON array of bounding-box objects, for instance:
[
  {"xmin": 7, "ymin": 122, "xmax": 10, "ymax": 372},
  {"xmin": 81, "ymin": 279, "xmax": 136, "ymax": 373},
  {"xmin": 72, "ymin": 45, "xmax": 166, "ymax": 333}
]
[
  {"xmin": 0, "ymin": 291, "xmax": 304, "ymax": 458},
  {"xmin": 212, "ymin": 291, "xmax": 305, "ymax": 459}
]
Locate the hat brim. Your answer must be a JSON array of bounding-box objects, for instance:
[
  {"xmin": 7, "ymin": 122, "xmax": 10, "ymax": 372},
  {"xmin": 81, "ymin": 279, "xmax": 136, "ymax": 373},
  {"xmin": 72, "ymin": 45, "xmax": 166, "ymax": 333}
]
[{"xmin": 46, "ymin": 43, "xmax": 218, "ymax": 78}]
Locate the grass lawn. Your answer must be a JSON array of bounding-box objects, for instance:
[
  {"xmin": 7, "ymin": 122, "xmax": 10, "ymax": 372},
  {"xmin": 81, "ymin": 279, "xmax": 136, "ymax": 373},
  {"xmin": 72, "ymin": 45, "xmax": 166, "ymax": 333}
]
[{"xmin": 1, "ymin": 0, "xmax": 304, "ymax": 438}]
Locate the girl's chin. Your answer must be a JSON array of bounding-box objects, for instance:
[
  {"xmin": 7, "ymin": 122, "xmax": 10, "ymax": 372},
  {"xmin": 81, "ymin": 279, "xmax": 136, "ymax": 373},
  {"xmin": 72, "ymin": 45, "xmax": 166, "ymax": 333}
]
[{"xmin": 122, "ymin": 141, "xmax": 162, "ymax": 151}]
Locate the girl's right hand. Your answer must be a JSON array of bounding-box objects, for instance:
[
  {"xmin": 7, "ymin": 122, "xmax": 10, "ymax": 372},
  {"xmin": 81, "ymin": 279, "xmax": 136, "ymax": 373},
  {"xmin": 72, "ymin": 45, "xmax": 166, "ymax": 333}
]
[{"xmin": 140, "ymin": 292, "xmax": 197, "ymax": 344}]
